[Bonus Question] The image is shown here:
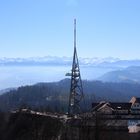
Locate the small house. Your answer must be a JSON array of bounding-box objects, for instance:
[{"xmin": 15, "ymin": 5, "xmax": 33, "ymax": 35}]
[
  {"xmin": 92, "ymin": 101, "xmax": 131, "ymax": 115},
  {"xmin": 130, "ymin": 97, "xmax": 140, "ymax": 114}
]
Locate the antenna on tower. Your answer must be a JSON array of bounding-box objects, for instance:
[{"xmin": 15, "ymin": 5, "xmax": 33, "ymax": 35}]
[{"xmin": 66, "ymin": 19, "xmax": 84, "ymax": 115}]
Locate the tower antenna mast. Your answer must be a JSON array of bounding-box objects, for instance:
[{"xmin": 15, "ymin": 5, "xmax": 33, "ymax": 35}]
[{"xmin": 67, "ymin": 19, "xmax": 84, "ymax": 115}]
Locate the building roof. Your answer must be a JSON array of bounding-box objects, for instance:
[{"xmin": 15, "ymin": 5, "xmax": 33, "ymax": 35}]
[
  {"xmin": 92, "ymin": 102, "xmax": 132, "ymax": 111},
  {"xmin": 92, "ymin": 102, "xmax": 105, "ymax": 111},
  {"xmin": 130, "ymin": 97, "xmax": 140, "ymax": 104},
  {"xmin": 97, "ymin": 103, "xmax": 114, "ymax": 111}
]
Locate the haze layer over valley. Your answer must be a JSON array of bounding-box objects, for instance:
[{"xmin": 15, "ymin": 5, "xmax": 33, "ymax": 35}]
[{"xmin": 1, "ymin": 56, "xmax": 140, "ymax": 90}]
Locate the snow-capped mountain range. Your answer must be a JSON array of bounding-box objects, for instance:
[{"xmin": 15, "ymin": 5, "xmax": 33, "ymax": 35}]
[
  {"xmin": 0, "ymin": 56, "xmax": 140, "ymax": 66},
  {"xmin": 0, "ymin": 56, "xmax": 140, "ymax": 68},
  {"xmin": 0, "ymin": 56, "xmax": 118, "ymax": 64}
]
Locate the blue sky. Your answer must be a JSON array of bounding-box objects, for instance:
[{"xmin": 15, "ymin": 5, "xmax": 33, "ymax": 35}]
[{"xmin": 0, "ymin": 0, "xmax": 140, "ymax": 59}]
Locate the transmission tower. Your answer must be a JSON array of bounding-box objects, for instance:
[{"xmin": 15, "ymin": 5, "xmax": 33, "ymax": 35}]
[{"xmin": 66, "ymin": 19, "xmax": 84, "ymax": 115}]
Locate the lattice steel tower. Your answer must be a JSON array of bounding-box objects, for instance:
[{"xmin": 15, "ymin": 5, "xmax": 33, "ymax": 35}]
[{"xmin": 67, "ymin": 19, "xmax": 84, "ymax": 115}]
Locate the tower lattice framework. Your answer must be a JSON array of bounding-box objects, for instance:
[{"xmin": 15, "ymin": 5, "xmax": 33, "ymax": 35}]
[{"xmin": 68, "ymin": 19, "xmax": 84, "ymax": 115}]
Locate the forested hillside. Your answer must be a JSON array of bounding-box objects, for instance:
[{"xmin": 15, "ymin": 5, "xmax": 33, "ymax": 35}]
[{"xmin": 0, "ymin": 79, "xmax": 140, "ymax": 112}]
